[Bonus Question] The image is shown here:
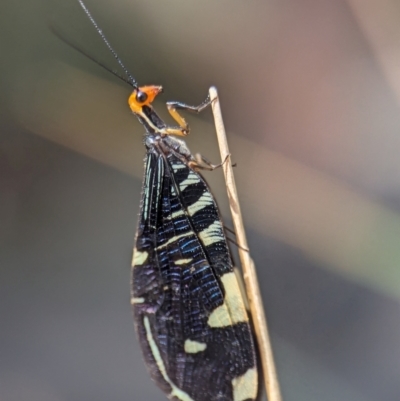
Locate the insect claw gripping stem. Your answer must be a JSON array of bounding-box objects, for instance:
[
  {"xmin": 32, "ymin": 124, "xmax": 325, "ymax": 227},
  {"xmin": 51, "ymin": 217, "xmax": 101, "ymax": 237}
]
[
  {"xmin": 189, "ymin": 153, "xmax": 231, "ymax": 171},
  {"xmin": 166, "ymin": 95, "xmax": 212, "ymax": 136}
]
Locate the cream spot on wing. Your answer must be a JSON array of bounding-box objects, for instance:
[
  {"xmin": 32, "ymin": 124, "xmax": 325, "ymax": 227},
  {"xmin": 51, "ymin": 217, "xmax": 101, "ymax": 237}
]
[
  {"xmin": 132, "ymin": 249, "xmax": 148, "ymax": 266},
  {"xmin": 187, "ymin": 191, "xmax": 214, "ymax": 215},
  {"xmin": 170, "ymin": 385, "xmax": 195, "ymax": 401},
  {"xmin": 171, "ymin": 209, "xmax": 185, "ymax": 218},
  {"xmin": 155, "ymin": 231, "xmax": 192, "ymax": 250},
  {"xmin": 164, "ymin": 209, "xmax": 185, "ymax": 221},
  {"xmin": 207, "ymin": 303, "xmax": 232, "ymax": 328},
  {"xmin": 131, "ymin": 297, "xmax": 145, "ymax": 304},
  {"xmin": 178, "ymin": 171, "xmax": 200, "ymax": 192},
  {"xmin": 233, "ymin": 267, "xmax": 250, "ymax": 311},
  {"xmin": 172, "ymin": 163, "xmax": 187, "ymax": 170},
  {"xmin": 207, "ymin": 272, "xmax": 248, "ymax": 328},
  {"xmin": 184, "ymin": 339, "xmax": 207, "ymax": 354},
  {"xmin": 232, "ymin": 367, "xmax": 258, "ymax": 401},
  {"xmin": 198, "ymin": 221, "xmax": 224, "ymax": 246},
  {"xmin": 175, "ymin": 258, "xmax": 192, "ymax": 265}
]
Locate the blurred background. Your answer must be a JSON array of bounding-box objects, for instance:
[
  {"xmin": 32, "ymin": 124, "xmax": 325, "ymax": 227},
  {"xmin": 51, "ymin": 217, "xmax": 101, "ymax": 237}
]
[{"xmin": 2, "ymin": 0, "xmax": 400, "ymax": 400}]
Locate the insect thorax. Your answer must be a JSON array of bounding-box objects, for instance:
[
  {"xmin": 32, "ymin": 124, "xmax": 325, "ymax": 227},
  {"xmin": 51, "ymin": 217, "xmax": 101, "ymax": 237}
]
[{"xmin": 145, "ymin": 134, "xmax": 194, "ymax": 164}]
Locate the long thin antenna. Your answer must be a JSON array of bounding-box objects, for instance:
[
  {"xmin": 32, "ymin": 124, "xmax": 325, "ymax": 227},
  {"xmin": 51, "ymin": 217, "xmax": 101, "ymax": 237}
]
[
  {"xmin": 77, "ymin": 0, "xmax": 138, "ymax": 89},
  {"xmin": 50, "ymin": 25, "xmax": 134, "ymax": 87}
]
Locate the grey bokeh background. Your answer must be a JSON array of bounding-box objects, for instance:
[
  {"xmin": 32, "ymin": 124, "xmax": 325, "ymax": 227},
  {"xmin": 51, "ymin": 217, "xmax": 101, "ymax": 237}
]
[{"xmin": 2, "ymin": 0, "xmax": 400, "ymax": 400}]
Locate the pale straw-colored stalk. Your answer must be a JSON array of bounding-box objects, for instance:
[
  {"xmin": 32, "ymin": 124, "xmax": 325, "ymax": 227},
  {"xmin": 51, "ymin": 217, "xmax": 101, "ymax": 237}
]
[{"xmin": 209, "ymin": 86, "xmax": 283, "ymax": 401}]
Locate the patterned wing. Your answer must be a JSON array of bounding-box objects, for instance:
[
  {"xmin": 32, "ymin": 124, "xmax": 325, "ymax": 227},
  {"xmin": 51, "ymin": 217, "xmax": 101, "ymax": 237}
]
[{"xmin": 132, "ymin": 153, "xmax": 258, "ymax": 401}]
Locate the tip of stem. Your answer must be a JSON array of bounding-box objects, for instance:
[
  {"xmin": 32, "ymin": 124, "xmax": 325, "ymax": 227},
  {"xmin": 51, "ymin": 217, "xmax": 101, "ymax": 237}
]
[{"xmin": 209, "ymin": 86, "xmax": 218, "ymax": 98}]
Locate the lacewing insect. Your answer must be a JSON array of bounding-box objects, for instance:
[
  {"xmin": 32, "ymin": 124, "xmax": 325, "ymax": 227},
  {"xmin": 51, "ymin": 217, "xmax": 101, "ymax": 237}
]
[{"xmin": 68, "ymin": 1, "xmax": 259, "ymax": 400}]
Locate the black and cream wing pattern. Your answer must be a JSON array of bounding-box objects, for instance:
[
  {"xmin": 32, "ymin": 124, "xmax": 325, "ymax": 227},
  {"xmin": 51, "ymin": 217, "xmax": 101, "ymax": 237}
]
[
  {"xmin": 131, "ymin": 150, "xmax": 258, "ymax": 401},
  {"xmin": 66, "ymin": 2, "xmax": 257, "ymax": 400}
]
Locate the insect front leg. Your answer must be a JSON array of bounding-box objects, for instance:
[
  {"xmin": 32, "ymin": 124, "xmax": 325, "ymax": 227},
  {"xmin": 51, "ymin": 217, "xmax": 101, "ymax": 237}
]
[
  {"xmin": 189, "ymin": 153, "xmax": 231, "ymax": 171},
  {"xmin": 164, "ymin": 95, "xmax": 212, "ymax": 136}
]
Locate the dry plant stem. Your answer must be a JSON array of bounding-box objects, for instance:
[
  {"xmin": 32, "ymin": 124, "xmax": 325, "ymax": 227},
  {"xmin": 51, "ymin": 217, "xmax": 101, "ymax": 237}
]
[{"xmin": 209, "ymin": 86, "xmax": 283, "ymax": 401}]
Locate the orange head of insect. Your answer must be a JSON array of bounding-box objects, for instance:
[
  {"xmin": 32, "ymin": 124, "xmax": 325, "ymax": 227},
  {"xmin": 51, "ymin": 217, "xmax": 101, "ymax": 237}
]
[{"xmin": 128, "ymin": 85, "xmax": 163, "ymax": 114}]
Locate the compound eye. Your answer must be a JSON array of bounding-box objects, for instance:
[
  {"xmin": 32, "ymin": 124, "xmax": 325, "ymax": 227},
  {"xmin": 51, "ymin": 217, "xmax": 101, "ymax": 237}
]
[{"xmin": 136, "ymin": 91, "xmax": 148, "ymax": 103}]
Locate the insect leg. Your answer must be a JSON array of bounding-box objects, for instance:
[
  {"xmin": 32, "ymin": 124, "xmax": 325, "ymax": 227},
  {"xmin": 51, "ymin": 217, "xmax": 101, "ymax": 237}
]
[
  {"xmin": 189, "ymin": 153, "xmax": 231, "ymax": 171},
  {"xmin": 165, "ymin": 95, "xmax": 212, "ymax": 135}
]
